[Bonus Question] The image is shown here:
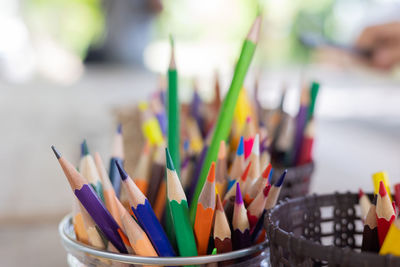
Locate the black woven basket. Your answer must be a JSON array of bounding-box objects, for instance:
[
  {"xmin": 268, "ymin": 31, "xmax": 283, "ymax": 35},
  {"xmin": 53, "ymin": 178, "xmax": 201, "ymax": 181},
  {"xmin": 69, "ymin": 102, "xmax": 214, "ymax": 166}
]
[{"xmin": 265, "ymin": 192, "xmax": 400, "ymax": 267}]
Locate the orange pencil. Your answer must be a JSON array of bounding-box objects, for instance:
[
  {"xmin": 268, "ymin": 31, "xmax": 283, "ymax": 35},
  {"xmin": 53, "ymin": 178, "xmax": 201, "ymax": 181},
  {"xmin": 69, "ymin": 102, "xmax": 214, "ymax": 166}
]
[
  {"xmin": 214, "ymin": 194, "xmax": 232, "ymax": 253},
  {"xmin": 245, "ymin": 163, "xmax": 272, "ymax": 205},
  {"xmin": 114, "ymin": 196, "xmax": 158, "ymax": 257},
  {"xmin": 94, "ymin": 152, "xmax": 122, "ymax": 229},
  {"xmin": 133, "ymin": 142, "xmax": 152, "ymax": 195},
  {"xmin": 79, "ymin": 201, "xmax": 106, "ymax": 249},
  {"xmin": 194, "ymin": 162, "xmax": 216, "ymax": 255},
  {"xmin": 72, "ymin": 198, "xmax": 89, "ymax": 245},
  {"xmin": 215, "ymin": 141, "xmax": 228, "ymax": 197},
  {"xmin": 247, "ymin": 184, "xmax": 271, "ymax": 229},
  {"xmin": 376, "ymin": 181, "xmax": 395, "ymax": 246}
]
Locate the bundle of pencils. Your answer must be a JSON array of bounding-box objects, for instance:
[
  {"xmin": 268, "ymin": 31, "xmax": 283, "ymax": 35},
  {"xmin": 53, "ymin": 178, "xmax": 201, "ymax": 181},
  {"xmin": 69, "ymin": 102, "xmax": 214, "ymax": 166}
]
[
  {"xmin": 52, "ymin": 14, "xmax": 294, "ymax": 258},
  {"xmin": 359, "ymin": 171, "xmax": 400, "ymax": 257}
]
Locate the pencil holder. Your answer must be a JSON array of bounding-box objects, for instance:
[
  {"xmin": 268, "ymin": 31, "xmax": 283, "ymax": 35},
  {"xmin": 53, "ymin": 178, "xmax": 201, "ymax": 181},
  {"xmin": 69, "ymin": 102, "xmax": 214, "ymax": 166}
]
[
  {"xmin": 271, "ymin": 162, "xmax": 314, "ymax": 200},
  {"xmin": 265, "ymin": 192, "xmax": 400, "ymax": 267},
  {"xmin": 59, "ymin": 215, "xmax": 270, "ymax": 267}
]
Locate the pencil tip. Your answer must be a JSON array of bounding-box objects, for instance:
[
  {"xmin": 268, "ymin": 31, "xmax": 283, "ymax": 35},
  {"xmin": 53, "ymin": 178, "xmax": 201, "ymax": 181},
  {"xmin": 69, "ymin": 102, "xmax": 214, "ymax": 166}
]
[
  {"xmin": 246, "ymin": 15, "xmax": 262, "ymax": 43},
  {"xmin": 358, "ymin": 188, "xmax": 364, "ymax": 199},
  {"xmin": 117, "ymin": 123, "xmax": 122, "ymax": 134},
  {"xmin": 379, "ymin": 181, "xmax": 387, "ymax": 197},
  {"xmin": 268, "ymin": 168, "xmax": 274, "ymax": 183},
  {"xmin": 241, "ymin": 161, "xmax": 252, "ymax": 182},
  {"xmin": 237, "ymin": 137, "xmax": 244, "ymax": 156},
  {"xmin": 207, "ymin": 162, "xmax": 216, "ymax": 183},
  {"xmin": 115, "ymin": 161, "xmax": 128, "ymax": 181},
  {"xmin": 263, "ymin": 184, "xmax": 272, "ymax": 197},
  {"xmin": 165, "ymin": 148, "xmax": 175, "ymax": 170},
  {"xmin": 51, "ymin": 145, "xmax": 61, "ymax": 159},
  {"xmin": 252, "ymin": 134, "xmax": 260, "ymax": 155},
  {"xmin": 275, "ymin": 170, "xmax": 287, "ymax": 187},
  {"xmin": 81, "ymin": 139, "xmax": 89, "ymax": 157},
  {"xmin": 216, "ymin": 194, "xmax": 223, "ymax": 211},
  {"xmin": 261, "ymin": 163, "xmax": 272, "ymax": 179},
  {"xmin": 235, "ymin": 183, "xmax": 243, "ymax": 204}
]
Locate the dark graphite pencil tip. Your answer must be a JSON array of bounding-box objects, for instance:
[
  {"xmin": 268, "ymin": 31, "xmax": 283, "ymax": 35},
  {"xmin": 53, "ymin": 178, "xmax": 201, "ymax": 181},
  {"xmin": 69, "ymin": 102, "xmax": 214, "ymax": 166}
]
[
  {"xmin": 115, "ymin": 160, "xmax": 128, "ymax": 181},
  {"xmin": 81, "ymin": 139, "xmax": 90, "ymax": 157},
  {"xmin": 117, "ymin": 123, "xmax": 122, "ymax": 134},
  {"xmin": 51, "ymin": 145, "xmax": 61, "ymax": 159},
  {"xmin": 165, "ymin": 148, "xmax": 175, "ymax": 171},
  {"xmin": 275, "ymin": 169, "xmax": 287, "ymax": 187}
]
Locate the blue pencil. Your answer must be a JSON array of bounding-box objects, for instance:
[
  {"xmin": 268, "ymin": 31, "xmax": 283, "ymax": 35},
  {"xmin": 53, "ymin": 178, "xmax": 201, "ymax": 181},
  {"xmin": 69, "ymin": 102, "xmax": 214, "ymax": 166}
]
[
  {"xmin": 115, "ymin": 161, "xmax": 176, "ymax": 257},
  {"xmin": 109, "ymin": 124, "xmax": 124, "ymax": 197}
]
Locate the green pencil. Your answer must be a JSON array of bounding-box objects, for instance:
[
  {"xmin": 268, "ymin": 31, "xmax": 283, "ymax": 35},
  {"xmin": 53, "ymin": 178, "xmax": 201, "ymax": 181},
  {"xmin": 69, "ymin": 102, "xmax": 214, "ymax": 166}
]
[
  {"xmin": 166, "ymin": 148, "xmax": 198, "ymax": 258},
  {"xmin": 190, "ymin": 15, "xmax": 262, "ymax": 217},
  {"xmin": 167, "ymin": 35, "xmax": 180, "ymax": 175},
  {"xmin": 307, "ymin": 81, "xmax": 320, "ymax": 122}
]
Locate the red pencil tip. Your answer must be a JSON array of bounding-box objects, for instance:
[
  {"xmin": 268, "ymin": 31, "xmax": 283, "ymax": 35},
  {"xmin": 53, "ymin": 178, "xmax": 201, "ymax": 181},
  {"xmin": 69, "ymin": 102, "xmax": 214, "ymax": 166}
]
[
  {"xmin": 261, "ymin": 163, "xmax": 272, "ymax": 179},
  {"xmin": 379, "ymin": 181, "xmax": 387, "ymax": 197},
  {"xmin": 207, "ymin": 162, "xmax": 216, "ymax": 183},
  {"xmin": 263, "ymin": 184, "xmax": 272, "ymax": 197},
  {"xmin": 358, "ymin": 188, "xmax": 364, "ymax": 199},
  {"xmin": 241, "ymin": 161, "xmax": 252, "ymax": 182}
]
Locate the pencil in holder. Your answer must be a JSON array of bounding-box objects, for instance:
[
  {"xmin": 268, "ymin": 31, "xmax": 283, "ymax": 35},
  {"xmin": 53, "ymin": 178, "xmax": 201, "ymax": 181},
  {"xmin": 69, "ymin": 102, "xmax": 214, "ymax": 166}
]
[{"xmin": 265, "ymin": 192, "xmax": 400, "ymax": 267}]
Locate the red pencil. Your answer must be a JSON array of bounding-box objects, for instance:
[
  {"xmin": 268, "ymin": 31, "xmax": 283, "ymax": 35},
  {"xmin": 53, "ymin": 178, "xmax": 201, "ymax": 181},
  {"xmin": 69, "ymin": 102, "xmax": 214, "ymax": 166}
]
[{"xmin": 376, "ymin": 181, "xmax": 395, "ymax": 246}]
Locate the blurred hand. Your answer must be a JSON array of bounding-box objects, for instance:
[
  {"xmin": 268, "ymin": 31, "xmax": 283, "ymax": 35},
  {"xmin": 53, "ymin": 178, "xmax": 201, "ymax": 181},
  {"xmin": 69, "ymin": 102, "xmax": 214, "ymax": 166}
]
[{"xmin": 356, "ymin": 22, "xmax": 400, "ymax": 70}]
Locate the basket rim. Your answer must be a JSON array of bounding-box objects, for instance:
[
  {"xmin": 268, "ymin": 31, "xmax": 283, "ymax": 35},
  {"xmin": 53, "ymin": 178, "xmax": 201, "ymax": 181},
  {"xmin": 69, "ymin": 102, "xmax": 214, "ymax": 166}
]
[
  {"xmin": 59, "ymin": 214, "xmax": 268, "ymax": 265},
  {"xmin": 266, "ymin": 192, "xmax": 400, "ymax": 264}
]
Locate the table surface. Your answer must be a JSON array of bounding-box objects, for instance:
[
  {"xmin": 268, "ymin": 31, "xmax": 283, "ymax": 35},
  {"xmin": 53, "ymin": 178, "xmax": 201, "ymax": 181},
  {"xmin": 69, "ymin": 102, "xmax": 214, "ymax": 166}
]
[{"xmin": 1, "ymin": 64, "xmax": 399, "ymax": 266}]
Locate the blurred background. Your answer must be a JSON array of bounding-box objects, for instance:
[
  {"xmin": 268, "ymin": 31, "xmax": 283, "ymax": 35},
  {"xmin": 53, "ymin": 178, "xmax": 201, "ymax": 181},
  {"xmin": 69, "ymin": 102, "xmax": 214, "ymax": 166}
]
[{"xmin": 1, "ymin": 0, "xmax": 400, "ymax": 266}]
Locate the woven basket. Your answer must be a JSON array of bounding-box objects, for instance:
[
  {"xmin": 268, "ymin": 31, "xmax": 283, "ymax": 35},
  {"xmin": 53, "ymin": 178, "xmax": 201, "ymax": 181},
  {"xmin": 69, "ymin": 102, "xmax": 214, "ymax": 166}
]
[{"xmin": 266, "ymin": 192, "xmax": 400, "ymax": 267}]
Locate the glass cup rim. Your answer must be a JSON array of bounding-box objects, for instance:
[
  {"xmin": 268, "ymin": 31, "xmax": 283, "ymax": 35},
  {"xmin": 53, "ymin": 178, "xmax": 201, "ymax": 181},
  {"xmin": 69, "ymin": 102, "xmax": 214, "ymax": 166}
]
[{"xmin": 59, "ymin": 214, "xmax": 268, "ymax": 265}]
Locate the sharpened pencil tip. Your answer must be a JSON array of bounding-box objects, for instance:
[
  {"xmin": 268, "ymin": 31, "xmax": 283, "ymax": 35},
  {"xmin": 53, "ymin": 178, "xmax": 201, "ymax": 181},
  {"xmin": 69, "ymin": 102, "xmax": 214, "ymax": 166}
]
[
  {"xmin": 115, "ymin": 161, "xmax": 128, "ymax": 181},
  {"xmin": 235, "ymin": 183, "xmax": 243, "ymax": 204},
  {"xmin": 379, "ymin": 181, "xmax": 387, "ymax": 197},
  {"xmin": 216, "ymin": 194, "xmax": 223, "ymax": 211},
  {"xmin": 81, "ymin": 139, "xmax": 89, "ymax": 157},
  {"xmin": 246, "ymin": 15, "xmax": 262, "ymax": 43},
  {"xmin": 263, "ymin": 184, "xmax": 272, "ymax": 197},
  {"xmin": 241, "ymin": 161, "xmax": 252, "ymax": 182},
  {"xmin": 251, "ymin": 134, "xmax": 260, "ymax": 155},
  {"xmin": 358, "ymin": 188, "xmax": 364, "ymax": 199},
  {"xmin": 165, "ymin": 148, "xmax": 175, "ymax": 170},
  {"xmin": 207, "ymin": 162, "xmax": 216, "ymax": 183},
  {"xmin": 372, "ymin": 194, "xmax": 377, "ymax": 205},
  {"xmin": 51, "ymin": 145, "xmax": 61, "ymax": 159},
  {"xmin": 117, "ymin": 123, "xmax": 122, "ymax": 134},
  {"xmin": 275, "ymin": 170, "xmax": 287, "ymax": 187},
  {"xmin": 261, "ymin": 164, "xmax": 272, "ymax": 179},
  {"xmin": 268, "ymin": 168, "xmax": 274, "ymax": 183},
  {"xmin": 237, "ymin": 137, "xmax": 244, "ymax": 156}
]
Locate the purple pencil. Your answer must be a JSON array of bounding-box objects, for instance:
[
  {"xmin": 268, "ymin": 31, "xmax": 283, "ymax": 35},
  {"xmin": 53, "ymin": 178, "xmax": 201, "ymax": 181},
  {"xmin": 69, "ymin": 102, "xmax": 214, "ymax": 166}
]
[
  {"xmin": 232, "ymin": 183, "xmax": 251, "ymax": 250},
  {"xmin": 51, "ymin": 146, "xmax": 128, "ymax": 253}
]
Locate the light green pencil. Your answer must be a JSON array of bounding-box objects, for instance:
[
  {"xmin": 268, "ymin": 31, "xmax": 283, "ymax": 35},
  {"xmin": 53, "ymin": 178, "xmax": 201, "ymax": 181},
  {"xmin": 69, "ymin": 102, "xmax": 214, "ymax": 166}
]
[
  {"xmin": 166, "ymin": 148, "xmax": 198, "ymax": 258},
  {"xmin": 190, "ymin": 15, "xmax": 262, "ymax": 217}
]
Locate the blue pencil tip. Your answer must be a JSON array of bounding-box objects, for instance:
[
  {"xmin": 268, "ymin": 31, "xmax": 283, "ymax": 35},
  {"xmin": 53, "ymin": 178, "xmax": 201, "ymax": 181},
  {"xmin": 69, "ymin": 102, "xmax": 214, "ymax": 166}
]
[
  {"xmin": 237, "ymin": 137, "xmax": 244, "ymax": 156},
  {"xmin": 80, "ymin": 139, "xmax": 89, "ymax": 157},
  {"xmin": 275, "ymin": 169, "xmax": 287, "ymax": 187},
  {"xmin": 115, "ymin": 161, "xmax": 128, "ymax": 180},
  {"xmin": 117, "ymin": 123, "xmax": 122, "ymax": 134},
  {"xmin": 268, "ymin": 168, "xmax": 274, "ymax": 183}
]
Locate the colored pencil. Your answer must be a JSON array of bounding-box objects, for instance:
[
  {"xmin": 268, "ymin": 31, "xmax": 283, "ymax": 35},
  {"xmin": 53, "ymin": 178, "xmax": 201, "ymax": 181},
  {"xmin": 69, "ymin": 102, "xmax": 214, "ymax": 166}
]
[
  {"xmin": 79, "ymin": 140, "xmax": 104, "ymax": 202},
  {"xmin": 247, "ymin": 184, "xmax": 271, "ymax": 229},
  {"xmin": 250, "ymin": 209, "xmax": 267, "ymax": 243},
  {"xmin": 139, "ymin": 102, "xmax": 164, "ymax": 146},
  {"xmin": 115, "ymin": 161, "xmax": 175, "ymax": 256},
  {"xmin": 79, "ymin": 202, "xmax": 106, "ymax": 249},
  {"xmin": 194, "ymin": 162, "xmax": 216, "ymax": 255},
  {"xmin": 243, "ymin": 117, "xmax": 256, "ymax": 159},
  {"xmin": 265, "ymin": 170, "xmax": 287, "ymax": 210},
  {"xmin": 165, "ymin": 148, "xmax": 198, "ymax": 257},
  {"xmin": 147, "ymin": 145, "xmax": 166, "ymax": 207},
  {"xmin": 191, "ymin": 15, "xmax": 262, "ymax": 216},
  {"xmin": 372, "ymin": 171, "xmax": 392, "ymax": 202},
  {"xmin": 232, "ymin": 183, "xmax": 251, "ymax": 250},
  {"xmin": 376, "ymin": 181, "xmax": 395, "ymax": 246},
  {"xmin": 94, "ymin": 152, "xmax": 122, "ymax": 229},
  {"xmin": 297, "ymin": 119, "xmax": 314, "ymax": 165},
  {"xmin": 227, "ymin": 136, "xmax": 245, "ymax": 190},
  {"xmin": 245, "ymin": 163, "xmax": 272, "ymax": 205},
  {"xmin": 361, "ymin": 195, "xmax": 379, "ymax": 253},
  {"xmin": 167, "ymin": 36, "xmax": 181, "ymax": 176},
  {"xmin": 214, "ymin": 194, "xmax": 232, "ymax": 253},
  {"xmin": 114, "ymin": 196, "xmax": 158, "ymax": 257},
  {"xmin": 109, "ymin": 124, "xmax": 124, "ymax": 197},
  {"xmin": 215, "ymin": 141, "xmax": 228, "ymax": 197},
  {"xmin": 379, "ymin": 218, "xmax": 400, "ymax": 256},
  {"xmin": 133, "ymin": 142, "xmax": 152, "ymax": 195},
  {"xmin": 358, "ymin": 188, "xmax": 371, "ymax": 222},
  {"xmin": 52, "ymin": 146, "xmax": 127, "ymax": 253},
  {"xmin": 224, "ymin": 161, "xmax": 251, "ymax": 205},
  {"xmin": 72, "ymin": 197, "xmax": 89, "ymax": 245},
  {"xmin": 307, "ymin": 81, "xmax": 320, "ymax": 122},
  {"xmin": 150, "ymin": 93, "xmax": 167, "ymax": 136},
  {"xmin": 244, "ymin": 134, "xmax": 260, "ymax": 194},
  {"xmin": 395, "ymin": 183, "xmax": 400, "ymax": 211}
]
